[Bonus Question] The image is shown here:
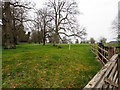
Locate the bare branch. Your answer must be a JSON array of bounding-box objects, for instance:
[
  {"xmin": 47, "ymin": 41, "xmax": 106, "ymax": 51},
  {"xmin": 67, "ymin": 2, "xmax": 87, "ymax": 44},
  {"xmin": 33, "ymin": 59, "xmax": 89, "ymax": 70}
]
[{"xmin": 10, "ymin": 2, "xmax": 32, "ymax": 9}]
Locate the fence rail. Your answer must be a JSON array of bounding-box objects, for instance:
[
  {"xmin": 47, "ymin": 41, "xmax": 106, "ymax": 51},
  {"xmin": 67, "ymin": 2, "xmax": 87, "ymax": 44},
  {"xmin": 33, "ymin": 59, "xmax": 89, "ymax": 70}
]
[
  {"xmin": 83, "ymin": 44, "xmax": 119, "ymax": 89},
  {"xmin": 90, "ymin": 44, "xmax": 118, "ymax": 66}
]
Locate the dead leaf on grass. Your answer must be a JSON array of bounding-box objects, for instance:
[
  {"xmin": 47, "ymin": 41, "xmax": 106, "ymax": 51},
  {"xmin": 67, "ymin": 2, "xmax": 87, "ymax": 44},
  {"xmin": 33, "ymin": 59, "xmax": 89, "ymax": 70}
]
[
  {"xmin": 68, "ymin": 85, "xmax": 71, "ymax": 88},
  {"xmin": 17, "ymin": 63, "xmax": 23, "ymax": 66},
  {"xmin": 7, "ymin": 73, "xmax": 10, "ymax": 77}
]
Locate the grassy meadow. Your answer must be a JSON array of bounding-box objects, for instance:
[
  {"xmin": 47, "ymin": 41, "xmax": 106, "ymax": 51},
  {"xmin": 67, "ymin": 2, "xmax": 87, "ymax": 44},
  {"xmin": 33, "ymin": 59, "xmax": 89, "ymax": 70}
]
[{"xmin": 2, "ymin": 44, "xmax": 101, "ymax": 88}]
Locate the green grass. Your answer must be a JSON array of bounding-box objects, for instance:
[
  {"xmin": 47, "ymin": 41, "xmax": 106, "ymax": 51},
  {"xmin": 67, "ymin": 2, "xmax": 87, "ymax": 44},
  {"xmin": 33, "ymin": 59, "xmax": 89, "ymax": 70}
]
[
  {"xmin": 104, "ymin": 43, "xmax": 119, "ymax": 47},
  {"xmin": 2, "ymin": 44, "xmax": 101, "ymax": 88}
]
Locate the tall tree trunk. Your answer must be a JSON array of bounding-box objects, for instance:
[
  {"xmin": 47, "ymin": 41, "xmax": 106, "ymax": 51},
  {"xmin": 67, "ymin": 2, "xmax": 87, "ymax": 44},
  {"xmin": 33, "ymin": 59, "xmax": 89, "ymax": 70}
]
[
  {"xmin": 4, "ymin": 2, "xmax": 16, "ymax": 49},
  {"xmin": 12, "ymin": 9, "xmax": 18, "ymax": 45},
  {"xmin": 43, "ymin": 29, "xmax": 46, "ymax": 46},
  {"xmin": 53, "ymin": 13, "xmax": 59, "ymax": 46},
  {"xmin": 43, "ymin": 18, "xmax": 46, "ymax": 46}
]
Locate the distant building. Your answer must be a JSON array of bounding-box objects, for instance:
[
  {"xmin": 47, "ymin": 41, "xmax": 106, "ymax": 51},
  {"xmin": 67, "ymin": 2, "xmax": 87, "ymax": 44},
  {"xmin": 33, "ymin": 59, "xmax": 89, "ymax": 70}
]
[{"xmin": 109, "ymin": 41, "xmax": 118, "ymax": 43}]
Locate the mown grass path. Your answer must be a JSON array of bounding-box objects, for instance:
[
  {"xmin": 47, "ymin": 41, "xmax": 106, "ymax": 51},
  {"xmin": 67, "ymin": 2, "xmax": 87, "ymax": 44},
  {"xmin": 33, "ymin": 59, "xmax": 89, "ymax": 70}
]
[{"xmin": 2, "ymin": 44, "xmax": 101, "ymax": 88}]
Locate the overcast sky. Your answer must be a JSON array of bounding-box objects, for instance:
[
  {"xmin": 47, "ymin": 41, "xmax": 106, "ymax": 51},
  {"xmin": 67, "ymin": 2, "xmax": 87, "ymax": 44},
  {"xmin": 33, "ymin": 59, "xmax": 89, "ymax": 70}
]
[{"xmin": 30, "ymin": 0, "xmax": 119, "ymax": 42}]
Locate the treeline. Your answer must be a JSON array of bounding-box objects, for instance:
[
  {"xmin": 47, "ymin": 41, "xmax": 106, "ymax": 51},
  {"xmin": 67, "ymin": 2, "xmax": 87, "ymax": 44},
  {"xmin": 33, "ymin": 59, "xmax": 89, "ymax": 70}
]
[
  {"xmin": 2, "ymin": 0, "xmax": 87, "ymax": 49},
  {"xmin": 74, "ymin": 37, "xmax": 107, "ymax": 44}
]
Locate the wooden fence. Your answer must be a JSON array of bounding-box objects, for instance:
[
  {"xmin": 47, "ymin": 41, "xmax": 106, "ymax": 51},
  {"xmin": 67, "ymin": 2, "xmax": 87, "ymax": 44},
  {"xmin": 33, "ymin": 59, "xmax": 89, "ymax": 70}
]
[
  {"xmin": 90, "ymin": 44, "xmax": 118, "ymax": 66},
  {"xmin": 83, "ymin": 44, "xmax": 119, "ymax": 89}
]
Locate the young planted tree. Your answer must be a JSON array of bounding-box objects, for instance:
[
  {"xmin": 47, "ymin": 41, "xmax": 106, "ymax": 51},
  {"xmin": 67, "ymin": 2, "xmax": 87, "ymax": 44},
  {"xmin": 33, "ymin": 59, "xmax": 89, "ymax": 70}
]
[{"xmin": 46, "ymin": 0, "xmax": 86, "ymax": 46}]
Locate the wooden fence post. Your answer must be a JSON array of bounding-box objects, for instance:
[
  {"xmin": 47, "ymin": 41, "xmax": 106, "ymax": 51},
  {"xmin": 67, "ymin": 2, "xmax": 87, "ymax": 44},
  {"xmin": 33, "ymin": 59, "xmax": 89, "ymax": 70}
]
[
  {"xmin": 108, "ymin": 46, "xmax": 114, "ymax": 60},
  {"xmin": 98, "ymin": 43, "xmax": 104, "ymax": 61},
  {"xmin": 104, "ymin": 46, "xmax": 108, "ymax": 58}
]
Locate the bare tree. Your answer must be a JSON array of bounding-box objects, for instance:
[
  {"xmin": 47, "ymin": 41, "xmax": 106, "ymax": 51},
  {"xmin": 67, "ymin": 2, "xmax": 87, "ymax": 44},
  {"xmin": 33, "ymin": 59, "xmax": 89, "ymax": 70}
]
[
  {"xmin": 99, "ymin": 37, "xmax": 107, "ymax": 44},
  {"xmin": 90, "ymin": 37, "xmax": 95, "ymax": 44},
  {"xmin": 46, "ymin": 0, "xmax": 86, "ymax": 46},
  {"xmin": 112, "ymin": 16, "xmax": 120, "ymax": 43},
  {"xmin": 34, "ymin": 7, "xmax": 53, "ymax": 45},
  {"xmin": 75, "ymin": 39, "xmax": 79, "ymax": 44},
  {"xmin": 62, "ymin": 36, "xmax": 68, "ymax": 44},
  {"xmin": 112, "ymin": 17, "xmax": 119, "ymax": 40},
  {"xmin": 31, "ymin": 30, "xmax": 40, "ymax": 44}
]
